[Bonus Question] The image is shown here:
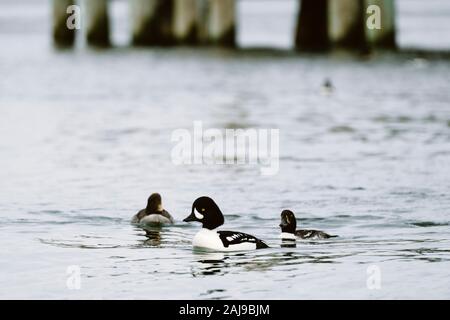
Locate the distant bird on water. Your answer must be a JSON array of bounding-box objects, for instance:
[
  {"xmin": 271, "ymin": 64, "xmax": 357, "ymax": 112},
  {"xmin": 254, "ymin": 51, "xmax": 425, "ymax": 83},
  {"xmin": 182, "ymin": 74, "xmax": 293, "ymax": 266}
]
[{"xmin": 321, "ymin": 78, "xmax": 334, "ymax": 95}]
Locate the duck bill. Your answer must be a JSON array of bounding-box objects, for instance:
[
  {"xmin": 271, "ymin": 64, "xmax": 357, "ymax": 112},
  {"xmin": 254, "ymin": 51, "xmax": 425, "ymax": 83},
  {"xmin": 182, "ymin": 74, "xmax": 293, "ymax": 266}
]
[
  {"xmin": 183, "ymin": 212, "xmax": 198, "ymax": 222},
  {"xmin": 279, "ymin": 222, "xmax": 288, "ymax": 229}
]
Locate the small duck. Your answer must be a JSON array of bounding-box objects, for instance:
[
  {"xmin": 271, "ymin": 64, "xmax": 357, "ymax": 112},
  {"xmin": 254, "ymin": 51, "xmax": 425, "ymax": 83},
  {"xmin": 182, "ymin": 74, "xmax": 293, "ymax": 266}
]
[
  {"xmin": 279, "ymin": 210, "xmax": 337, "ymax": 240},
  {"xmin": 131, "ymin": 193, "xmax": 174, "ymax": 225},
  {"xmin": 321, "ymin": 78, "xmax": 334, "ymax": 95},
  {"xmin": 183, "ymin": 196, "xmax": 268, "ymax": 251}
]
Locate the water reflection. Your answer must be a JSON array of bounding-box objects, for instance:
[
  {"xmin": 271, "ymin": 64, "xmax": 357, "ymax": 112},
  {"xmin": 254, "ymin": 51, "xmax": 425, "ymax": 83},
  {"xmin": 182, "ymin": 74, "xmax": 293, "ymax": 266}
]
[
  {"xmin": 192, "ymin": 251, "xmax": 227, "ymax": 276},
  {"xmin": 199, "ymin": 289, "xmax": 228, "ymax": 299},
  {"xmin": 138, "ymin": 225, "xmax": 163, "ymax": 247},
  {"xmin": 190, "ymin": 249, "xmax": 343, "ymax": 277},
  {"xmin": 281, "ymin": 239, "xmax": 297, "ymax": 248}
]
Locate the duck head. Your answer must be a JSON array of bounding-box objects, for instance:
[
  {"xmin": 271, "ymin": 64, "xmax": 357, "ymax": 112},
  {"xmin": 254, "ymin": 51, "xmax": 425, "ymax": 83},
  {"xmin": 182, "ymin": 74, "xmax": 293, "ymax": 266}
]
[
  {"xmin": 183, "ymin": 196, "xmax": 224, "ymax": 230},
  {"xmin": 279, "ymin": 209, "xmax": 297, "ymax": 234},
  {"xmin": 146, "ymin": 193, "xmax": 163, "ymax": 213}
]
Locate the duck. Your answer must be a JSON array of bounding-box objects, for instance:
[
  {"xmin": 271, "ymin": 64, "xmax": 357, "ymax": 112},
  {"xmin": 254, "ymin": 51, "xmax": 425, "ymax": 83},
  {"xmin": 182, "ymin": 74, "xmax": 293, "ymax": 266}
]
[
  {"xmin": 321, "ymin": 78, "xmax": 334, "ymax": 96},
  {"xmin": 183, "ymin": 196, "xmax": 268, "ymax": 251},
  {"xmin": 279, "ymin": 209, "xmax": 337, "ymax": 240},
  {"xmin": 131, "ymin": 193, "xmax": 174, "ymax": 225}
]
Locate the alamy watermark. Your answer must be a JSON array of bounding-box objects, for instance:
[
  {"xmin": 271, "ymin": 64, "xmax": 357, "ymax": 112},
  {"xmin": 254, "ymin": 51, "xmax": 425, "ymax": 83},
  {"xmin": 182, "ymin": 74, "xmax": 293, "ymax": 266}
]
[
  {"xmin": 171, "ymin": 121, "xmax": 279, "ymax": 176},
  {"xmin": 66, "ymin": 5, "xmax": 81, "ymax": 30},
  {"xmin": 366, "ymin": 5, "xmax": 382, "ymax": 30},
  {"xmin": 366, "ymin": 265, "xmax": 381, "ymax": 290},
  {"xmin": 66, "ymin": 265, "xmax": 81, "ymax": 290}
]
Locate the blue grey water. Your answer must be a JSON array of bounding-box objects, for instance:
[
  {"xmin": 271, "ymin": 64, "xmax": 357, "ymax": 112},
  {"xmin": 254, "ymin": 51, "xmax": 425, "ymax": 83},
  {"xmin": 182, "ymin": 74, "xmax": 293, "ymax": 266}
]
[{"xmin": 0, "ymin": 0, "xmax": 450, "ymax": 299}]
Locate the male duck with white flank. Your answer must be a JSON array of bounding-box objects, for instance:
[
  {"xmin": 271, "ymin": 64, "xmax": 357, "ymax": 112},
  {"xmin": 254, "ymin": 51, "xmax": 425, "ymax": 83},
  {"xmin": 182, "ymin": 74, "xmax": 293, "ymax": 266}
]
[
  {"xmin": 183, "ymin": 196, "xmax": 268, "ymax": 251},
  {"xmin": 279, "ymin": 210, "xmax": 337, "ymax": 240},
  {"xmin": 132, "ymin": 193, "xmax": 174, "ymax": 225}
]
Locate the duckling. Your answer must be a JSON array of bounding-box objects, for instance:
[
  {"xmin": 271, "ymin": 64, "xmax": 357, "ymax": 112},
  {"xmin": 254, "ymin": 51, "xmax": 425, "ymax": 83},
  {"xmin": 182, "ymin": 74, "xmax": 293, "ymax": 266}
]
[{"xmin": 132, "ymin": 193, "xmax": 174, "ymax": 225}]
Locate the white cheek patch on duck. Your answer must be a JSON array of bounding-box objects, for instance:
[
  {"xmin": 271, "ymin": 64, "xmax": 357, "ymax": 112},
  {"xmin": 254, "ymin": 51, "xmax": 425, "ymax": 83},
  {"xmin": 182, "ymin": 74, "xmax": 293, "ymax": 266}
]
[{"xmin": 194, "ymin": 208, "xmax": 204, "ymax": 220}]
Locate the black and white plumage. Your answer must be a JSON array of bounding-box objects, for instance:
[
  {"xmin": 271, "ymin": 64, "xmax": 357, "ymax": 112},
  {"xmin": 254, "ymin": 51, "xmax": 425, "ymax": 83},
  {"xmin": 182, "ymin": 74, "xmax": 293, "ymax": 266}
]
[
  {"xmin": 294, "ymin": 229, "xmax": 334, "ymax": 239},
  {"xmin": 131, "ymin": 193, "xmax": 174, "ymax": 225},
  {"xmin": 217, "ymin": 231, "xmax": 268, "ymax": 249},
  {"xmin": 183, "ymin": 196, "xmax": 269, "ymax": 251},
  {"xmin": 279, "ymin": 210, "xmax": 337, "ymax": 240}
]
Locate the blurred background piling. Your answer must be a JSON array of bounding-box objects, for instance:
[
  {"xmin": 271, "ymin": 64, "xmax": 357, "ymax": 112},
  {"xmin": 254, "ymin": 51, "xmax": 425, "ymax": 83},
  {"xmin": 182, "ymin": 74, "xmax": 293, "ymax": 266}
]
[
  {"xmin": 51, "ymin": 0, "xmax": 397, "ymax": 51},
  {"xmin": 52, "ymin": 0, "xmax": 76, "ymax": 46},
  {"xmin": 84, "ymin": 0, "xmax": 110, "ymax": 46}
]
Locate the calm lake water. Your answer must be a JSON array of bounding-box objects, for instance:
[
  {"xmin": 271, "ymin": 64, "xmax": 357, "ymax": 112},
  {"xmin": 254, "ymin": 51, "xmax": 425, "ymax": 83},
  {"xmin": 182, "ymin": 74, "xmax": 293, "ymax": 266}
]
[{"xmin": 0, "ymin": 1, "xmax": 450, "ymax": 299}]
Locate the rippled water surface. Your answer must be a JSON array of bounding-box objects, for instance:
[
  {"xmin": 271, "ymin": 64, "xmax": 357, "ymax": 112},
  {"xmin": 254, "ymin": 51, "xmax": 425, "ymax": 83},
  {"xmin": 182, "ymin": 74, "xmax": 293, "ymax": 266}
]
[{"xmin": 1, "ymin": 1, "xmax": 450, "ymax": 299}]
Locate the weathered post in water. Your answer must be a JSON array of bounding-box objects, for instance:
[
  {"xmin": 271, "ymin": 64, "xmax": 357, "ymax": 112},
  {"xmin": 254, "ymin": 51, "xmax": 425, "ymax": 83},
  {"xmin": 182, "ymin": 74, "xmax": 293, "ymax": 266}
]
[
  {"xmin": 206, "ymin": 0, "xmax": 236, "ymax": 46},
  {"xmin": 328, "ymin": 0, "xmax": 367, "ymax": 50},
  {"xmin": 84, "ymin": 0, "xmax": 110, "ymax": 46},
  {"xmin": 130, "ymin": 0, "xmax": 174, "ymax": 46},
  {"xmin": 173, "ymin": 0, "xmax": 198, "ymax": 44},
  {"xmin": 295, "ymin": 0, "xmax": 329, "ymax": 51},
  {"xmin": 196, "ymin": 0, "xmax": 209, "ymax": 44},
  {"xmin": 196, "ymin": 0, "xmax": 235, "ymax": 46},
  {"xmin": 52, "ymin": 0, "xmax": 76, "ymax": 47},
  {"xmin": 364, "ymin": 0, "xmax": 396, "ymax": 49}
]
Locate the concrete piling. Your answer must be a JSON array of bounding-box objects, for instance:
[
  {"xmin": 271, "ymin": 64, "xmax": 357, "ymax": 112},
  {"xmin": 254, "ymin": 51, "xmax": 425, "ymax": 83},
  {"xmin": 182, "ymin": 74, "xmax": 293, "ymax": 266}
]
[
  {"xmin": 84, "ymin": 0, "xmax": 110, "ymax": 46},
  {"xmin": 206, "ymin": 0, "xmax": 236, "ymax": 46},
  {"xmin": 52, "ymin": 0, "xmax": 76, "ymax": 47},
  {"xmin": 52, "ymin": 0, "xmax": 396, "ymax": 51},
  {"xmin": 173, "ymin": 0, "xmax": 198, "ymax": 44},
  {"xmin": 130, "ymin": 0, "xmax": 174, "ymax": 46},
  {"xmin": 364, "ymin": 0, "xmax": 396, "ymax": 49},
  {"xmin": 295, "ymin": 0, "xmax": 329, "ymax": 51},
  {"xmin": 328, "ymin": 0, "xmax": 367, "ymax": 50},
  {"xmin": 195, "ymin": 0, "xmax": 209, "ymax": 44}
]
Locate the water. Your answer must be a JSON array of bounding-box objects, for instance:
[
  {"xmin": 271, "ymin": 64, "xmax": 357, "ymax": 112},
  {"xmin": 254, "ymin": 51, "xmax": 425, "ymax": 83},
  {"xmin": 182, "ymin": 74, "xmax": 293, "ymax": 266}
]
[{"xmin": 0, "ymin": 1, "xmax": 450, "ymax": 299}]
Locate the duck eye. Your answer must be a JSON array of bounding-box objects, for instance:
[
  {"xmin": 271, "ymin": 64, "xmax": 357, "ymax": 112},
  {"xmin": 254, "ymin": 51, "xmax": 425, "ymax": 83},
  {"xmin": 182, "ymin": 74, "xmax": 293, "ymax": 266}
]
[{"xmin": 201, "ymin": 208, "xmax": 205, "ymax": 212}]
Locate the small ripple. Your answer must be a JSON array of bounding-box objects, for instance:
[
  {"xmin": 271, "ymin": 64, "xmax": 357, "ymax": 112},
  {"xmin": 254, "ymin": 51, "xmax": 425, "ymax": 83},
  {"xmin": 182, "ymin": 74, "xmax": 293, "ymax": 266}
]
[
  {"xmin": 38, "ymin": 238, "xmax": 124, "ymax": 249},
  {"xmin": 329, "ymin": 125, "xmax": 356, "ymax": 133},
  {"xmin": 409, "ymin": 221, "xmax": 450, "ymax": 227},
  {"xmin": 373, "ymin": 115, "xmax": 413, "ymax": 123}
]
